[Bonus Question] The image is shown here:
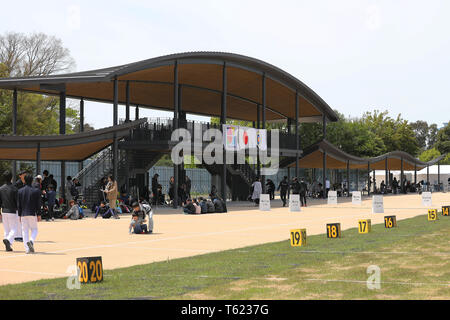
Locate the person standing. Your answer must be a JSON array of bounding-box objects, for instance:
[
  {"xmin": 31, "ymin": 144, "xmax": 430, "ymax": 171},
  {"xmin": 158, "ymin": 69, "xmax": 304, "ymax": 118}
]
[
  {"xmin": 325, "ymin": 178, "xmax": 331, "ymax": 197},
  {"xmin": 277, "ymin": 176, "xmax": 289, "ymax": 207},
  {"xmin": 151, "ymin": 174, "xmax": 159, "ymax": 205},
  {"xmin": 104, "ymin": 175, "xmax": 119, "ymax": 219},
  {"xmin": 65, "ymin": 176, "xmax": 74, "ymax": 205},
  {"xmin": 41, "ymin": 170, "xmax": 50, "ymax": 191},
  {"xmin": 291, "ymin": 177, "xmax": 300, "ymax": 195},
  {"xmin": 299, "ymin": 178, "xmax": 308, "ymax": 207},
  {"xmin": 13, "ymin": 170, "xmax": 27, "ymax": 242},
  {"xmin": 17, "ymin": 174, "xmax": 41, "ymax": 254},
  {"xmin": 266, "ymin": 179, "xmax": 275, "ymax": 200},
  {"xmin": 251, "ymin": 178, "xmax": 262, "ymax": 206},
  {"xmin": 0, "ymin": 171, "xmax": 19, "ymax": 252},
  {"xmin": 185, "ymin": 176, "xmax": 192, "ymax": 200},
  {"xmin": 46, "ymin": 185, "xmax": 56, "ymax": 221}
]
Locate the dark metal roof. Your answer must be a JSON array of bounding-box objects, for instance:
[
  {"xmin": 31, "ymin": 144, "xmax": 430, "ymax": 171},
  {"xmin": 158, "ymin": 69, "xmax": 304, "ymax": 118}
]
[
  {"xmin": 0, "ymin": 52, "xmax": 338, "ymax": 122},
  {"xmin": 289, "ymin": 139, "xmax": 446, "ymax": 170},
  {"xmin": 0, "ymin": 119, "xmax": 146, "ymax": 161}
]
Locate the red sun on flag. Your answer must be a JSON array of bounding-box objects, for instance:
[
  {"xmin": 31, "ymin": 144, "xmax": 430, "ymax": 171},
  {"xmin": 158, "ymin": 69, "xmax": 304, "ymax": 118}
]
[{"xmin": 243, "ymin": 131, "xmax": 249, "ymax": 145}]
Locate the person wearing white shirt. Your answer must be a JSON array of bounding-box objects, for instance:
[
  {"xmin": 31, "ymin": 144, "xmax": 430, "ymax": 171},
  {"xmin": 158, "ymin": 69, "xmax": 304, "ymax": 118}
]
[{"xmin": 251, "ymin": 178, "xmax": 262, "ymax": 206}]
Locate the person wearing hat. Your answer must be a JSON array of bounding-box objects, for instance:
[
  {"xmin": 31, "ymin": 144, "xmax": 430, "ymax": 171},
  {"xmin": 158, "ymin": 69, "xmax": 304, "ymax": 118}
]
[{"xmin": 33, "ymin": 175, "xmax": 43, "ymax": 190}]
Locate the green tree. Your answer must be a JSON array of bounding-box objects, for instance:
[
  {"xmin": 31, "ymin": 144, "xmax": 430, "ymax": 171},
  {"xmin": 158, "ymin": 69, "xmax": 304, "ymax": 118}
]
[
  {"xmin": 435, "ymin": 122, "xmax": 450, "ymax": 155},
  {"xmin": 419, "ymin": 148, "xmax": 441, "ymax": 162}
]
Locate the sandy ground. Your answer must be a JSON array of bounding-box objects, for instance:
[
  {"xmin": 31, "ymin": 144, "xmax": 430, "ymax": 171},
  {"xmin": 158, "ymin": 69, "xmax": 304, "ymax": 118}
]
[{"xmin": 0, "ymin": 192, "xmax": 449, "ymax": 286}]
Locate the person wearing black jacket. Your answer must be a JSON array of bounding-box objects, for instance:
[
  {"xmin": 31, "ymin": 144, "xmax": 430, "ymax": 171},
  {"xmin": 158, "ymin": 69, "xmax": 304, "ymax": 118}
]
[
  {"xmin": 291, "ymin": 178, "xmax": 301, "ymax": 195},
  {"xmin": 17, "ymin": 174, "xmax": 42, "ymax": 254},
  {"xmin": 277, "ymin": 176, "xmax": 289, "ymax": 207},
  {"xmin": 299, "ymin": 178, "xmax": 308, "ymax": 207},
  {"xmin": 266, "ymin": 179, "xmax": 275, "ymax": 200},
  {"xmin": 183, "ymin": 198, "xmax": 196, "ymax": 214},
  {"xmin": 13, "ymin": 170, "xmax": 27, "ymax": 242},
  {"xmin": 0, "ymin": 171, "xmax": 19, "ymax": 252}
]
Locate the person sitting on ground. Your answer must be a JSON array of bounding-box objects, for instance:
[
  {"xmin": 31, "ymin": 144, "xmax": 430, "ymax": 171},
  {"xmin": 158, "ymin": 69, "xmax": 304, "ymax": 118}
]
[
  {"xmin": 64, "ymin": 200, "xmax": 80, "ymax": 220},
  {"xmin": 131, "ymin": 201, "xmax": 153, "ymax": 233},
  {"xmin": 193, "ymin": 198, "xmax": 201, "ymax": 214},
  {"xmin": 183, "ymin": 198, "xmax": 197, "ymax": 215},
  {"xmin": 129, "ymin": 212, "xmax": 149, "ymax": 234},
  {"xmin": 95, "ymin": 201, "xmax": 114, "ymax": 219},
  {"xmin": 213, "ymin": 197, "xmax": 224, "ymax": 213},
  {"xmin": 206, "ymin": 198, "xmax": 215, "ymax": 213},
  {"xmin": 199, "ymin": 197, "xmax": 208, "ymax": 214}
]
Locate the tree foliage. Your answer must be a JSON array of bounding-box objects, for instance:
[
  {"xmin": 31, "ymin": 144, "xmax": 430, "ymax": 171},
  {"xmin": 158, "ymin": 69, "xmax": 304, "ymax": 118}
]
[{"xmin": 435, "ymin": 122, "xmax": 450, "ymax": 155}]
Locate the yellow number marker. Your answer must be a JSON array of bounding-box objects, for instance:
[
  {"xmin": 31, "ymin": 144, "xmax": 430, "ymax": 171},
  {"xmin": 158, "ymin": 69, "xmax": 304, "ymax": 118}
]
[
  {"xmin": 290, "ymin": 229, "xmax": 307, "ymax": 247},
  {"xmin": 76, "ymin": 257, "xmax": 103, "ymax": 283},
  {"xmin": 428, "ymin": 209, "xmax": 438, "ymax": 221},
  {"xmin": 326, "ymin": 223, "xmax": 341, "ymax": 238},
  {"xmin": 384, "ymin": 216, "xmax": 397, "ymax": 229},
  {"xmin": 358, "ymin": 219, "xmax": 372, "ymax": 234},
  {"xmin": 442, "ymin": 206, "xmax": 449, "ymax": 216}
]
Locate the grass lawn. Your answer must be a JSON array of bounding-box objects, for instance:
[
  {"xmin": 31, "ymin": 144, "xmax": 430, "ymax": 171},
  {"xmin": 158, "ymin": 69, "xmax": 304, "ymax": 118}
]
[{"xmin": 1, "ymin": 213, "xmax": 449, "ymax": 300}]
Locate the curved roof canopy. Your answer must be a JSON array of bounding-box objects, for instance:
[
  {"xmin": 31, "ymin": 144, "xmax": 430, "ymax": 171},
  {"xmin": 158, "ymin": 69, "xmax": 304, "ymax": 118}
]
[
  {"xmin": 0, "ymin": 119, "xmax": 145, "ymax": 161},
  {"xmin": 288, "ymin": 140, "xmax": 446, "ymax": 171},
  {"xmin": 0, "ymin": 52, "xmax": 338, "ymax": 123}
]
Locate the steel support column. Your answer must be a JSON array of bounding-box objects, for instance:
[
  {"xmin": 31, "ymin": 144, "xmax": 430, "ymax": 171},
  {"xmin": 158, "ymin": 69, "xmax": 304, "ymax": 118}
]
[
  {"xmin": 220, "ymin": 62, "xmax": 227, "ymax": 202},
  {"xmin": 135, "ymin": 105, "xmax": 140, "ymax": 120},
  {"xmin": 295, "ymin": 91, "xmax": 299, "ymax": 178},
  {"xmin": 125, "ymin": 81, "xmax": 130, "ymax": 122},
  {"xmin": 173, "ymin": 61, "xmax": 179, "ymax": 208},
  {"xmin": 385, "ymin": 157, "xmax": 388, "ymax": 192},
  {"xmin": 322, "ymin": 151, "xmax": 327, "ymax": 199},
  {"xmin": 356, "ymin": 169, "xmax": 359, "ymax": 191},
  {"xmin": 112, "ymin": 77, "xmax": 119, "ymax": 182},
  {"xmin": 261, "ymin": 73, "xmax": 266, "ymax": 193},
  {"xmin": 346, "ymin": 160, "xmax": 350, "ymax": 197},
  {"xmin": 12, "ymin": 89, "xmax": 18, "ymax": 179},
  {"xmin": 256, "ymin": 104, "xmax": 261, "ymax": 179},
  {"xmin": 367, "ymin": 162, "xmax": 370, "ymax": 196},
  {"xmin": 427, "ymin": 166, "xmax": 430, "ymax": 191},
  {"xmin": 414, "ymin": 164, "xmax": 417, "ymax": 185},
  {"xmin": 60, "ymin": 91, "xmax": 66, "ymax": 199},
  {"xmin": 79, "ymin": 98, "xmax": 85, "ymax": 172},
  {"xmin": 36, "ymin": 143, "xmax": 41, "ymax": 175},
  {"xmin": 438, "ymin": 161, "xmax": 441, "ymax": 191},
  {"xmin": 401, "ymin": 157, "xmax": 404, "ymax": 194}
]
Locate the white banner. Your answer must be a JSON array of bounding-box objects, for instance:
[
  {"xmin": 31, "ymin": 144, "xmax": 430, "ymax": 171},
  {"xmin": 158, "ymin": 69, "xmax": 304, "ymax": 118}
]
[
  {"xmin": 422, "ymin": 192, "xmax": 432, "ymax": 207},
  {"xmin": 259, "ymin": 194, "xmax": 271, "ymax": 211},
  {"xmin": 352, "ymin": 191, "xmax": 362, "ymax": 205},
  {"xmin": 256, "ymin": 129, "xmax": 267, "ymax": 151},
  {"xmin": 223, "ymin": 125, "xmax": 239, "ymax": 151},
  {"xmin": 372, "ymin": 195, "xmax": 384, "ymax": 213},
  {"xmin": 223, "ymin": 125, "xmax": 266, "ymax": 151},
  {"xmin": 289, "ymin": 194, "xmax": 301, "ymax": 212},
  {"xmin": 328, "ymin": 191, "xmax": 338, "ymax": 205}
]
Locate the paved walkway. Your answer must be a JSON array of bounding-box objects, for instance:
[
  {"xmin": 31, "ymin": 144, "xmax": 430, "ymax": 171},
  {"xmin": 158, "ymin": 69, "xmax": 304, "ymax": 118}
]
[{"xmin": 0, "ymin": 193, "xmax": 448, "ymax": 286}]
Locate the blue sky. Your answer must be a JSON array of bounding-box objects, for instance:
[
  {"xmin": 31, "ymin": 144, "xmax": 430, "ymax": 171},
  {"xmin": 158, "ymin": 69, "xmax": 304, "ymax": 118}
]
[{"xmin": 2, "ymin": 0, "xmax": 449, "ymax": 129}]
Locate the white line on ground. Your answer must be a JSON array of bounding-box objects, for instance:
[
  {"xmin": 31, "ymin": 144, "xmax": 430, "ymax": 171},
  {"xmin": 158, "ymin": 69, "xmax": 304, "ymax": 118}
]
[
  {"xmin": 0, "ymin": 269, "xmax": 67, "ymax": 277},
  {"xmin": 0, "ymin": 212, "xmax": 377, "ymax": 260}
]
